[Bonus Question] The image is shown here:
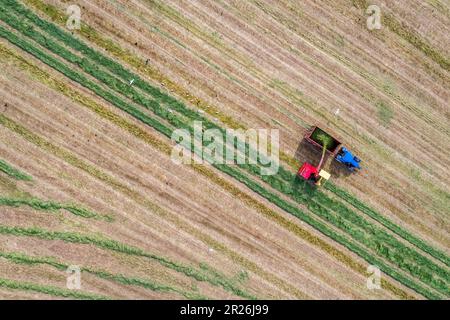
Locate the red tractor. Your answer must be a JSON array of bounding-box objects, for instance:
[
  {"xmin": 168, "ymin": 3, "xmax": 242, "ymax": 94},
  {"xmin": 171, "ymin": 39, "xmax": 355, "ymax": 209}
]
[{"xmin": 298, "ymin": 162, "xmax": 331, "ymax": 186}]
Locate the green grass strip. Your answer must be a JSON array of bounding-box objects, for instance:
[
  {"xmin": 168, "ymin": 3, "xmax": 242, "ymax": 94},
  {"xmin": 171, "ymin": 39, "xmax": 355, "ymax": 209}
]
[
  {"xmin": 0, "ymin": 277, "xmax": 110, "ymax": 299},
  {"xmin": 13, "ymin": 0, "xmax": 449, "ymax": 285},
  {"xmin": 0, "ymin": 22, "xmax": 443, "ymax": 299},
  {"xmin": 384, "ymin": 14, "xmax": 450, "ymax": 71},
  {"xmin": 266, "ymin": 168, "xmax": 450, "ymax": 292},
  {"xmin": 325, "ymin": 183, "xmax": 450, "ymax": 267},
  {"xmin": 0, "ymin": 224, "xmax": 255, "ymax": 299},
  {"xmin": 1, "ymin": 3, "xmax": 448, "ymax": 297},
  {"xmin": 5, "ymin": 0, "xmax": 273, "ymax": 166},
  {"xmin": 0, "ymin": 159, "xmax": 32, "ymax": 181},
  {"xmin": 0, "ymin": 251, "xmax": 207, "ymax": 299},
  {"xmin": 25, "ymin": 0, "xmax": 450, "ymax": 274},
  {"xmin": 8, "ymin": 1, "xmax": 448, "ymax": 281},
  {"xmin": 0, "ymin": 196, "xmax": 114, "ymax": 222}
]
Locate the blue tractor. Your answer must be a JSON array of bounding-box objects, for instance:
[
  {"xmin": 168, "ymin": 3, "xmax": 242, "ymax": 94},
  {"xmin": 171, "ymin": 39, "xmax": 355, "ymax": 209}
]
[{"xmin": 335, "ymin": 147, "xmax": 361, "ymax": 171}]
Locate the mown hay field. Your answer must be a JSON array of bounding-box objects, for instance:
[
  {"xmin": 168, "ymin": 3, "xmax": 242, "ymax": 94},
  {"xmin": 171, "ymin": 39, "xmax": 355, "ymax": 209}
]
[{"xmin": 0, "ymin": 0, "xmax": 448, "ymax": 299}]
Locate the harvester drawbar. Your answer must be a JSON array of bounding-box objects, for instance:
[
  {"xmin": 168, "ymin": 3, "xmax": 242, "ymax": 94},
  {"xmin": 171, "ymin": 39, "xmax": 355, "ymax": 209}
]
[{"xmin": 298, "ymin": 126, "xmax": 361, "ymax": 186}]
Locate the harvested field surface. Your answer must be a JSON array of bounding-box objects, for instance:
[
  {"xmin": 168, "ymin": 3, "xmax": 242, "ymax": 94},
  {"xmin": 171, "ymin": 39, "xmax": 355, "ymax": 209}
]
[{"xmin": 0, "ymin": 0, "xmax": 448, "ymax": 300}]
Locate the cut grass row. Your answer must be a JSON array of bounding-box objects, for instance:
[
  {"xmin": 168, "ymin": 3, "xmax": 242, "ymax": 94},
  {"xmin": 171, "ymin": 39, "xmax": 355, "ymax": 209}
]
[
  {"xmin": 0, "ymin": 159, "xmax": 32, "ymax": 181},
  {"xmin": 0, "ymin": 224, "xmax": 256, "ymax": 299},
  {"xmin": 7, "ymin": 12, "xmax": 441, "ymax": 296},
  {"xmin": 324, "ymin": 183, "xmax": 450, "ymax": 267},
  {"xmin": 266, "ymin": 170, "xmax": 450, "ymax": 287},
  {"xmin": 0, "ymin": 6, "xmax": 442, "ymax": 298},
  {"xmin": 23, "ymin": 0, "xmax": 247, "ymax": 131},
  {"xmin": 0, "ymin": 196, "xmax": 113, "ymax": 222},
  {"xmin": 0, "ymin": 251, "xmax": 207, "ymax": 299},
  {"xmin": 0, "ymin": 43, "xmax": 411, "ymax": 300},
  {"xmin": 22, "ymin": 0, "xmax": 450, "ymax": 270},
  {"xmin": 353, "ymin": 0, "xmax": 450, "ymax": 71},
  {"xmin": 0, "ymin": 111, "xmax": 439, "ymax": 299},
  {"xmin": 9, "ymin": 1, "xmax": 447, "ymax": 279},
  {"xmin": 0, "ymin": 277, "xmax": 110, "ymax": 299},
  {"xmin": 0, "ymin": 103, "xmax": 306, "ymax": 299}
]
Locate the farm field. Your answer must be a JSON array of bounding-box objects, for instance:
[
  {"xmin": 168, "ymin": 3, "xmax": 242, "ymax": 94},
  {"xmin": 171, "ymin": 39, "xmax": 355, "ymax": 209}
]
[{"xmin": 0, "ymin": 0, "xmax": 448, "ymax": 300}]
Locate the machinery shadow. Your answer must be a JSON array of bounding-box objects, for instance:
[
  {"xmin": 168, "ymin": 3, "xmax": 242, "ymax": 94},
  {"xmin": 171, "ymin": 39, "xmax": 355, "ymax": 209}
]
[
  {"xmin": 329, "ymin": 159, "xmax": 353, "ymax": 178},
  {"xmin": 292, "ymin": 139, "xmax": 322, "ymax": 196},
  {"xmin": 294, "ymin": 139, "xmax": 321, "ymax": 166}
]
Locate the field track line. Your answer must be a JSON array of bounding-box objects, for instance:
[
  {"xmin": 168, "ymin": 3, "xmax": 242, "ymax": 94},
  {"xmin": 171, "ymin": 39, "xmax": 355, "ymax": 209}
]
[
  {"xmin": 19, "ymin": 0, "xmax": 450, "ymax": 268},
  {"xmin": 0, "ymin": 276, "xmax": 110, "ymax": 300},
  {"xmin": 0, "ymin": 223, "xmax": 257, "ymax": 299},
  {"xmin": 0, "ymin": 250, "xmax": 208, "ymax": 299},
  {"xmin": 0, "ymin": 10, "xmax": 445, "ymax": 298},
  {"xmin": 0, "ymin": 43, "xmax": 414, "ymax": 300},
  {"xmin": 0, "ymin": 196, "xmax": 113, "ymax": 222},
  {"xmin": 0, "ymin": 158, "xmax": 32, "ymax": 181}
]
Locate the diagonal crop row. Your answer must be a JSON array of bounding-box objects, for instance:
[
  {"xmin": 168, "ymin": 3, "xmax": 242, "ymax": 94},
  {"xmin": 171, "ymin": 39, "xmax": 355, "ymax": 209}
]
[
  {"xmin": 6, "ymin": 0, "xmax": 448, "ymax": 284},
  {"xmin": 0, "ymin": 196, "xmax": 114, "ymax": 222},
  {"xmin": 0, "ymin": 41, "xmax": 412, "ymax": 299},
  {"xmin": 7, "ymin": 8, "xmax": 446, "ymax": 296},
  {"xmin": 324, "ymin": 183, "xmax": 450, "ymax": 267},
  {"xmin": 0, "ymin": 159, "xmax": 32, "ymax": 181},
  {"xmin": 0, "ymin": 6, "xmax": 447, "ymax": 298},
  {"xmin": 21, "ymin": 0, "xmax": 450, "ymax": 273},
  {"xmin": 0, "ymin": 251, "xmax": 207, "ymax": 299},
  {"xmin": 0, "ymin": 113, "xmax": 435, "ymax": 299},
  {"xmin": 0, "ymin": 224, "xmax": 256, "ymax": 299},
  {"xmin": 0, "ymin": 277, "xmax": 110, "ymax": 299}
]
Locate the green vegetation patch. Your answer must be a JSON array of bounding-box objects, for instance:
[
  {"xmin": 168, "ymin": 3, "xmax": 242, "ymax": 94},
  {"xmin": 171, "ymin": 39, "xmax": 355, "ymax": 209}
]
[
  {"xmin": 0, "ymin": 159, "xmax": 32, "ymax": 181},
  {"xmin": 2, "ymin": 0, "xmax": 449, "ymax": 298},
  {"xmin": 0, "ymin": 196, "xmax": 113, "ymax": 222},
  {"xmin": 0, "ymin": 277, "xmax": 110, "ymax": 299},
  {"xmin": 376, "ymin": 100, "xmax": 394, "ymax": 127},
  {"xmin": 0, "ymin": 251, "xmax": 207, "ymax": 299},
  {"xmin": 0, "ymin": 224, "xmax": 256, "ymax": 299}
]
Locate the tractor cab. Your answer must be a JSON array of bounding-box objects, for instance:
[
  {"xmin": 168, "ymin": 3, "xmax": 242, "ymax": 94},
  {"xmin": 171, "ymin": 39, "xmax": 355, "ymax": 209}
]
[{"xmin": 335, "ymin": 147, "xmax": 361, "ymax": 171}]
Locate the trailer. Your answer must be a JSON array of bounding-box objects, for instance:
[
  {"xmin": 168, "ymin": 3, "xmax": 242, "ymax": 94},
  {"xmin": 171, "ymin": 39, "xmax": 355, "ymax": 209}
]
[{"xmin": 304, "ymin": 126, "xmax": 342, "ymax": 157}]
